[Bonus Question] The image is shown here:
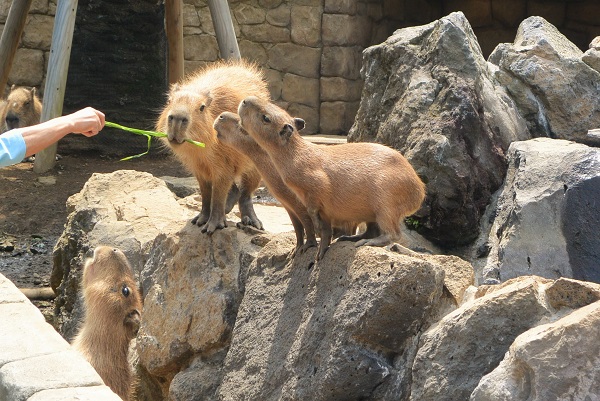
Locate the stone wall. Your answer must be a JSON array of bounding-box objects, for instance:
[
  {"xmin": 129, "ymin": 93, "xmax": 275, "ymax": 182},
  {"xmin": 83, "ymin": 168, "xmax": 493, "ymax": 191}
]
[{"xmin": 0, "ymin": 0, "xmax": 598, "ymax": 135}]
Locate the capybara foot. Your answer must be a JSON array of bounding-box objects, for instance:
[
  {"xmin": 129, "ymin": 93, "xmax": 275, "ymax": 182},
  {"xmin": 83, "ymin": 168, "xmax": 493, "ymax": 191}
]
[
  {"xmin": 239, "ymin": 214, "xmax": 264, "ymax": 230},
  {"xmin": 298, "ymin": 239, "xmax": 318, "ymax": 254},
  {"xmin": 235, "ymin": 222, "xmax": 264, "ymax": 235},
  {"xmin": 316, "ymin": 243, "xmax": 329, "ymax": 261},
  {"xmin": 201, "ymin": 217, "xmax": 227, "ymax": 234},
  {"xmin": 336, "ymin": 233, "xmax": 364, "ymax": 242},
  {"xmin": 192, "ymin": 212, "xmax": 210, "ymax": 227},
  {"xmin": 355, "ymin": 234, "xmax": 393, "ymax": 248}
]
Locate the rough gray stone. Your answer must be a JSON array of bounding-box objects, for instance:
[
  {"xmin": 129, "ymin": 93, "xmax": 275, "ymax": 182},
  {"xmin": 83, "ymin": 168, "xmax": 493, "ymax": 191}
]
[
  {"xmin": 290, "ymin": 5, "xmax": 321, "ymax": 47},
  {"xmin": 268, "ymin": 43, "xmax": 321, "ymax": 78},
  {"xmin": 27, "ymin": 386, "xmax": 122, "ymax": 401},
  {"xmin": 349, "ymin": 12, "xmax": 528, "ymax": 247},
  {"xmin": 282, "ymin": 73, "xmax": 319, "ymax": 107}
]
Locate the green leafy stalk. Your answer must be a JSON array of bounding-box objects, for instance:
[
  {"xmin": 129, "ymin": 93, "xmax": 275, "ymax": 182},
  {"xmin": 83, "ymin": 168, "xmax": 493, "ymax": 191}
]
[{"xmin": 105, "ymin": 121, "xmax": 205, "ymax": 161}]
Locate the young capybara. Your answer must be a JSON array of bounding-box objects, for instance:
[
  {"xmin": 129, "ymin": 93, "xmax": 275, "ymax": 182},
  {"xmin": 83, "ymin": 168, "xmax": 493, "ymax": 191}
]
[
  {"xmin": 156, "ymin": 59, "xmax": 270, "ymax": 234},
  {"xmin": 72, "ymin": 246, "xmax": 143, "ymax": 401},
  {"xmin": 213, "ymin": 111, "xmax": 317, "ymax": 254},
  {"xmin": 0, "ymin": 85, "xmax": 42, "ymax": 132},
  {"xmin": 238, "ymin": 96, "xmax": 426, "ymax": 260}
]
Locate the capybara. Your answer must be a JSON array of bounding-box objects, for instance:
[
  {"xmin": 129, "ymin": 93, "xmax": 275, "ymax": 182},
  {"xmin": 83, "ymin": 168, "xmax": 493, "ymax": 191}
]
[
  {"xmin": 156, "ymin": 60, "xmax": 270, "ymax": 234},
  {"xmin": 72, "ymin": 246, "xmax": 143, "ymax": 401},
  {"xmin": 0, "ymin": 85, "xmax": 42, "ymax": 132},
  {"xmin": 213, "ymin": 111, "xmax": 317, "ymax": 254},
  {"xmin": 238, "ymin": 96, "xmax": 426, "ymax": 260}
]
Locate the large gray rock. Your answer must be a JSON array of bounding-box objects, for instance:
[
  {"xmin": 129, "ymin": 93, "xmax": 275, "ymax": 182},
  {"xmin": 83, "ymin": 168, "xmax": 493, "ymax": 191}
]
[
  {"xmin": 217, "ymin": 237, "xmax": 474, "ymax": 400},
  {"xmin": 471, "ymin": 299, "xmax": 600, "ymax": 400},
  {"xmin": 582, "ymin": 36, "xmax": 600, "ymax": 73},
  {"xmin": 349, "ymin": 12, "xmax": 528, "ymax": 247},
  {"xmin": 489, "ymin": 17, "xmax": 600, "ymax": 144},
  {"xmin": 473, "ymin": 138, "xmax": 600, "ymax": 284}
]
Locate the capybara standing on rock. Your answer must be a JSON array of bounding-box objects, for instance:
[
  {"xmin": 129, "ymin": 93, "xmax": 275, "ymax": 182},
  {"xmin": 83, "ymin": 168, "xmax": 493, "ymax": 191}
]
[
  {"xmin": 238, "ymin": 96, "xmax": 426, "ymax": 261},
  {"xmin": 72, "ymin": 246, "xmax": 142, "ymax": 401},
  {"xmin": 214, "ymin": 111, "xmax": 317, "ymax": 254},
  {"xmin": 157, "ymin": 60, "xmax": 269, "ymax": 234},
  {"xmin": 0, "ymin": 85, "xmax": 42, "ymax": 132}
]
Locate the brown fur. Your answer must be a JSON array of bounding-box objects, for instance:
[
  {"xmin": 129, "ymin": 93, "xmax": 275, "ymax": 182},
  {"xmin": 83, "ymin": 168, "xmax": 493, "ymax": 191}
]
[
  {"xmin": 156, "ymin": 60, "xmax": 270, "ymax": 234},
  {"xmin": 238, "ymin": 96, "xmax": 426, "ymax": 260},
  {"xmin": 72, "ymin": 246, "xmax": 142, "ymax": 401},
  {"xmin": 0, "ymin": 85, "xmax": 42, "ymax": 132},
  {"xmin": 214, "ymin": 112, "xmax": 317, "ymax": 254}
]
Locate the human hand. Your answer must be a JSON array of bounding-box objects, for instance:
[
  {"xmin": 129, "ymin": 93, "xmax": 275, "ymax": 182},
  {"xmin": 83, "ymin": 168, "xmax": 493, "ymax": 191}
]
[{"xmin": 66, "ymin": 107, "xmax": 106, "ymax": 137}]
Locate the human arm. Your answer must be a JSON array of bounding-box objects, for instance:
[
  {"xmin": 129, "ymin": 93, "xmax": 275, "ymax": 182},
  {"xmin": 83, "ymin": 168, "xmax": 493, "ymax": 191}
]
[{"xmin": 20, "ymin": 107, "xmax": 105, "ymax": 157}]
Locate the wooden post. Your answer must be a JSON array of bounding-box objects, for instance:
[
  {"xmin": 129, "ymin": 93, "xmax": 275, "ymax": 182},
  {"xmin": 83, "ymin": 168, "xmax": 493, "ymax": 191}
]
[
  {"xmin": 165, "ymin": 0, "xmax": 184, "ymax": 84},
  {"xmin": 0, "ymin": 0, "xmax": 34, "ymax": 92},
  {"xmin": 207, "ymin": 0, "xmax": 240, "ymax": 60},
  {"xmin": 34, "ymin": 0, "xmax": 78, "ymax": 173}
]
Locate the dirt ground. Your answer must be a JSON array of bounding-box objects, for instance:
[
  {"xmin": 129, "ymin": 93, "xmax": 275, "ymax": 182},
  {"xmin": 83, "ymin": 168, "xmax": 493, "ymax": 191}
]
[{"xmin": 0, "ymin": 151, "xmax": 188, "ymax": 320}]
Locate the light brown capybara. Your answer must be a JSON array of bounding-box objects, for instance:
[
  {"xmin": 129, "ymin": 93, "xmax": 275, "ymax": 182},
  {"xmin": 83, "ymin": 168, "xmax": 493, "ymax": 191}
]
[
  {"xmin": 156, "ymin": 59, "xmax": 269, "ymax": 234},
  {"xmin": 72, "ymin": 246, "xmax": 142, "ymax": 401},
  {"xmin": 0, "ymin": 85, "xmax": 42, "ymax": 132},
  {"xmin": 238, "ymin": 96, "xmax": 426, "ymax": 260},
  {"xmin": 213, "ymin": 111, "xmax": 317, "ymax": 254}
]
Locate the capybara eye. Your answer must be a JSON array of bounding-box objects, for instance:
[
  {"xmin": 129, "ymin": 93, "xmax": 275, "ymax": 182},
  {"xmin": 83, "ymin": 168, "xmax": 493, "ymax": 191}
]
[
  {"xmin": 200, "ymin": 104, "xmax": 206, "ymax": 112},
  {"xmin": 168, "ymin": 115, "xmax": 174, "ymax": 122},
  {"xmin": 262, "ymin": 115, "xmax": 271, "ymax": 123},
  {"xmin": 122, "ymin": 285, "xmax": 130, "ymax": 297}
]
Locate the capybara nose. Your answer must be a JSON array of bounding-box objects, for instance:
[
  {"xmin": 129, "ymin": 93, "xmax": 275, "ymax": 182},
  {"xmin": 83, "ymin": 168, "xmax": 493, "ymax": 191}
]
[{"xmin": 5, "ymin": 114, "xmax": 19, "ymax": 127}]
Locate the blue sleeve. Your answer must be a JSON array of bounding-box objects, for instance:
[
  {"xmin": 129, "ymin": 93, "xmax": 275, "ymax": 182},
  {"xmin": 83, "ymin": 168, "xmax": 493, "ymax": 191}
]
[{"xmin": 0, "ymin": 129, "xmax": 26, "ymax": 167}]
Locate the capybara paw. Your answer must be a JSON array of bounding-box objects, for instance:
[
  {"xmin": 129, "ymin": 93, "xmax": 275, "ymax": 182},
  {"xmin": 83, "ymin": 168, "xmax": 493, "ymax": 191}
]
[
  {"xmin": 240, "ymin": 215, "xmax": 264, "ymax": 230},
  {"xmin": 201, "ymin": 219, "xmax": 227, "ymax": 234},
  {"xmin": 299, "ymin": 240, "xmax": 318, "ymax": 254},
  {"xmin": 192, "ymin": 213, "xmax": 209, "ymax": 227}
]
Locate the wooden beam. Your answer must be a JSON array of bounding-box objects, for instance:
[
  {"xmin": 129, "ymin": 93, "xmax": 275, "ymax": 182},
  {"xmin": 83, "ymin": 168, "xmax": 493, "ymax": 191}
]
[
  {"xmin": 33, "ymin": 0, "xmax": 78, "ymax": 173},
  {"xmin": 207, "ymin": 0, "xmax": 240, "ymax": 60},
  {"xmin": 165, "ymin": 0, "xmax": 184, "ymax": 84},
  {"xmin": 0, "ymin": 0, "xmax": 34, "ymax": 93}
]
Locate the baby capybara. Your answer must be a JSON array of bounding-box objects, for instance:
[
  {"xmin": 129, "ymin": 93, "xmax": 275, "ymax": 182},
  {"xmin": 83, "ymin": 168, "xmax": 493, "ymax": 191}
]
[
  {"xmin": 156, "ymin": 60, "xmax": 270, "ymax": 234},
  {"xmin": 238, "ymin": 96, "xmax": 426, "ymax": 260},
  {"xmin": 72, "ymin": 246, "xmax": 142, "ymax": 401},
  {"xmin": 213, "ymin": 111, "xmax": 317, "ymax": 254},
  {"xmin": 1, "ymin": 85, "xmax": 42, "ymax": 132}
]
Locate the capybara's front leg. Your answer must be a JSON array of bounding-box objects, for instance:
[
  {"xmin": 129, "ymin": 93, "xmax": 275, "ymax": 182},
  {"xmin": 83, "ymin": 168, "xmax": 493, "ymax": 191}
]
[
  {"xmin": 237, "ymin": 169, "xmax": 263, "ymax": 230},
  {"xmin": 192, "ymin": 179, "xmax": 212, "ymax": 227},
  {"xmin": 308, "ymin": 207, "xmax": 331, "ymax": 260},
  {"xmin": 202, "ymin": 180, "xmax": 230, "ymax": 234}
]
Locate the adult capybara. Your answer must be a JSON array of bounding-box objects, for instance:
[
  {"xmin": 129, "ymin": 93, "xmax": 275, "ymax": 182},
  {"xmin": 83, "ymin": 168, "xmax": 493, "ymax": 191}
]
[
  {"xmin": 214, "ymin": 111, "xmax": 317, "ymax": 254},
  {"xmin": 72, "ymin": 246, "xmax": 142, "ymax": 401},
  {"xmin": 156, "ymin": 60, "xmax": 269, "ymax": 234},
  {"xmin": 0, "ymin": 85, "xmax": 42, "ymax": 132},
  {"xmin": 238, "ymin": 96, "xmax": 426, "ymax": 260}
]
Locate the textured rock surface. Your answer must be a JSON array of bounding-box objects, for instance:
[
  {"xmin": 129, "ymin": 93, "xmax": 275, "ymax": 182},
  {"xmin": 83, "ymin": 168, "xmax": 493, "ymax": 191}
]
[
  {"xmin": 349, "ymin": 11, "xmax": 528, "ymax": 246},
  {"xmin": 489, "ymin": 17, "xmax": 600, "ymax": 144},
  {"xmin": 582, "ymin": 36, "xmax": 600, "ymax": 73},
  {"xmin": 472, "ymin": 138, "xmax": 600, "ymax": 284}
]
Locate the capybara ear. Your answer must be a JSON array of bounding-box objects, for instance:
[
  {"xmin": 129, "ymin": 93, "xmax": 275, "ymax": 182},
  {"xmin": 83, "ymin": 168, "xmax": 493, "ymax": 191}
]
[
  {"xmin": 279, "ymin": 123, "xmax": 294, "ymax": 141},
  {"xmin": 294, "ymin": 118, "xmax": 305, "ymax": 131}
]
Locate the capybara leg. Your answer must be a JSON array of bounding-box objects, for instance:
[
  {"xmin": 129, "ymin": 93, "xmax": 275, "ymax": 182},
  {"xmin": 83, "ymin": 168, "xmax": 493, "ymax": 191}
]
[
  {"xmin": 202, "ymin": 180, "xmax": 230, "ymax": 234},
  {"xmin": 238, "ymin": 170, "xmax": 263, "ymax": 230},
  {"xmin": 332, "ymin": 221, "xmax": 357, "ymax": 238},
  {"xmin": 338, "ymin": 222, "xmax": 380, "ymax": 242},
  {"xmin": 225, "ymin": 183, "xmax": 241, "ymax": 214},
  {"xmin": 287, "ymin": 210, "xmax": 305, "ymax": 249},
  {"xmin": 192, "ymin": 179, "xmax": 212, "ymax": 227},
  {"xmin": 317, "ymin": 218, "xmax": 332, "ymax": 261}
]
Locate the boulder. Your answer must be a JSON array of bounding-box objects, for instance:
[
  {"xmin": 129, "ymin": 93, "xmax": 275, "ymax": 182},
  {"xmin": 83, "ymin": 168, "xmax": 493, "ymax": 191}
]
[
  {"xmin": 582, "ymin": 36, "xmax": 600, "ymax": 73},
  {"xmin": 489, "ymin": 17, "xmax": 600, "ymax": 144},
  {"xmin": 471, "ymin": 300, "xmax": 600, "ymax": 400},
  {"xmin": 472, "ymin": 138, "xmax": 600, "ymax": 284},
  {"xmin": 349, "ymin": 12, "xmax": 528, "ymax": 247},
  {"xmin": 410, "ymin": 276, "xmax": 552, "ymax": 401},
  {"xmin": 217, "ymin": 237, "xmax": 474, "ymax": 400}
]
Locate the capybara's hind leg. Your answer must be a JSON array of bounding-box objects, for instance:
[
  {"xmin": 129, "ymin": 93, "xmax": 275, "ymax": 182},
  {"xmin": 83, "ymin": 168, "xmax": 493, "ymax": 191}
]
[
  {"xmin": 338, "ymin": 222, "xmax": 380, "ymax": 242},
  {"xmin": 192, "ymin": 179, "xmax": 212, "ymax": 227},
  {"xmin": 225, "ymin": 183, "xmax": 241, "ymax": 214},
  {"xmin": 238, "ymin": 169, "xmax": 263, "ymax": 230},
  {"xmin": 355, "ymin": 234, "xmax": 393, "ymax": 247}
]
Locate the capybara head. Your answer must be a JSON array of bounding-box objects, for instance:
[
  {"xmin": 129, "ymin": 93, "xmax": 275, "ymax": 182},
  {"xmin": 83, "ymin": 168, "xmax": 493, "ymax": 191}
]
[
  {"xmin": 4, "ymin": 85, "xmax": 42, "ymax": 131},
  {"xmin": 160, "ymin": 83, "xmax": 214, "ymax": 145},
  {"xmin": 213, "ymin": 111, "xmax": 248, "ymax": 145},
  {"xmin": 238, "ymin": 96, "xmax": 305, "ymax": 147},
  {"xmin": 82, "ymin": 246, "xmax": 142, "ymax": 340}
]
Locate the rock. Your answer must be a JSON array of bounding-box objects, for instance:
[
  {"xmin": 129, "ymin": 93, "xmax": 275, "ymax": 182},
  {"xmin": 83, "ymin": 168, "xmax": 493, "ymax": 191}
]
[
  {"xmin": 471, "ymin": 300, "xmax": 600, "ymax": 400},
  {"xmin": 410, "ymin": 276, "xmax": 552, "ymax": 401},
  {"xmin": 348, "ymin": 12, "xmax": 529, "ymax": 247},
  {"xmin": 51, "ymin": 170, "xmax": 197, "ymax": 340},
  {"xmin": 489, "ymin": 17, "xmax": 600, "ymax": 144},
  {"xmin": 217, "ymin": 238, "xmax": 474, "ymax": 400},
  {"xmin": 472, "ymin": 138, "xmax": 600, "ymax": 284}
]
